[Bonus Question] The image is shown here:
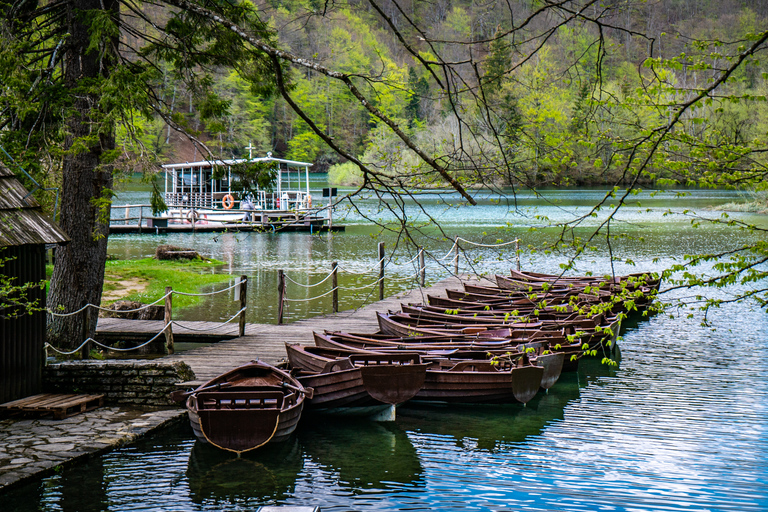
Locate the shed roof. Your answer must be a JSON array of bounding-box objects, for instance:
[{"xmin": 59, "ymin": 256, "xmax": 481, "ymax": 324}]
[{"xmin": 0, "ymin": 163, "xmax": 69, "ymax": 247}]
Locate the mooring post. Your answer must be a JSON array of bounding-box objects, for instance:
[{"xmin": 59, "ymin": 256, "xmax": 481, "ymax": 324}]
[
  {"xmin": 378, "ymin": 242, "xmax": 385, "ymax": 301},
  {"xmin": 138, "ymin": 206, "xmax": 143, "ymax": 234},
  {"xmin": 419, "ymin": 248, "xmax": 426, "ymax": 287},
  {"xmin": 277, "ymin": 269, "xmax": 285, "ymax": 325},
  {"xmin": 238, "ymin": 275, "xmax": 248, "ymax": 337},
  {"xmin": 80, "ymin": 302, "xmax": 91, "ymax": 360},
  {"xmin": 332, "ymin": 261, "xmax": 339, "ymax": 313},
  {"xmin": 164, "ymin": 286, "xmax": 174, "ymax": 355},
  {"xmin": 453, "ymin": 237, "xmax": 460, "ymax": 276},
  {"xmin": 516, "ymin": 239, "xmax": 521, "ymax": 271}
]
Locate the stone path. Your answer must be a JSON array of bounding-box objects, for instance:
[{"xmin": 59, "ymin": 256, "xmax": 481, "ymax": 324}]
[{"xmin": 0, "ymin": 407, "xmax": 184, "ymax": 491}]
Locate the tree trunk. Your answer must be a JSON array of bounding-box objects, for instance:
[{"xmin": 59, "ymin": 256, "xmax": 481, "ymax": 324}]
[{"xmin": 47, "ymin": 0, "xmax": 119, "ymax": 351}]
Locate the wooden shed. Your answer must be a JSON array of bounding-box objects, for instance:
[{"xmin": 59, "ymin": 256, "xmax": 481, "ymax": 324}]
[{"xmin": 0, "ymin": 163, "xmax": 69, "ymax": 404}]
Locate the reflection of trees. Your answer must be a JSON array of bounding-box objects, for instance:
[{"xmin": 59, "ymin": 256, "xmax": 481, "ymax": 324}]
[{"xmin": 297, "ymin": 418, "xmax": 423, "ymax": 491}]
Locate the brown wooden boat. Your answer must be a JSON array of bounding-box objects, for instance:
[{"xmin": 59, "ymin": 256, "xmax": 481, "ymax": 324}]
[
  {"xmin": 184, "ymin": 360, "xmax": 310, "ymax": 455},
  {"xmin": 285, "ymin": 343, "xmax": 427, "ymax": 415},
  {"xmin": 313, "ymin": 331, "xmax": 564, "ymax": 393}
]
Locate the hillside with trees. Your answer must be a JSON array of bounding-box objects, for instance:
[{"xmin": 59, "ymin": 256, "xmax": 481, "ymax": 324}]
[{"xmin": 2, "ymin": 0, "xmax": 766, "ymax": 347}]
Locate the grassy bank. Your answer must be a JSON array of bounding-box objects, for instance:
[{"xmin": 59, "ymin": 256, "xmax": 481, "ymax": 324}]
[
  {"xmin": 47, "ymin": 257, "xmax": 234, "ymax": 310},
  {"xmin": 101, "ymin": 257, "xmax": 233, "ymax": 309}
]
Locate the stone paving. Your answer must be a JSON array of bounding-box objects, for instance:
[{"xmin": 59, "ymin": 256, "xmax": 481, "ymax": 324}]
[{"xmin": 0, "ymin": 406, "xmax": 185, "ymax": 492}]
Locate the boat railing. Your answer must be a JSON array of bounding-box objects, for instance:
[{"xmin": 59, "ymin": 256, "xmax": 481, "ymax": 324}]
[{"xmin": 108, "ymin": 202, "xmax": 334, "ymax": 232}]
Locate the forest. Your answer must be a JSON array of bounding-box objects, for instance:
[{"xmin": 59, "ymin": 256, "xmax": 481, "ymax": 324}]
[
  {"xmin": 2, "ymin": 0, "xmax": 767, "ymax": 348},
  {"xmin": 122, "ymin": 0, "xmax": 768, "ymax": 191}
]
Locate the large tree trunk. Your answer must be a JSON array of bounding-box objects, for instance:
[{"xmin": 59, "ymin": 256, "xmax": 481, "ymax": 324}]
[{"xmin": 47, "ymin": 0, "xmax": 118, "ymax": 351}]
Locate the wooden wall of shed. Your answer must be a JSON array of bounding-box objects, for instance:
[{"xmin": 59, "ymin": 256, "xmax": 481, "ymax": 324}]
[{"xmin": 0, "ymin": 244, "xmax": 46, "ymax": 404}]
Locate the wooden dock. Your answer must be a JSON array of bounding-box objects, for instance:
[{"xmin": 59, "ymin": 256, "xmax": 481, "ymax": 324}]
[{"xmin": 96, "ymin": 276, "xmax": 469, "ymax": 384}]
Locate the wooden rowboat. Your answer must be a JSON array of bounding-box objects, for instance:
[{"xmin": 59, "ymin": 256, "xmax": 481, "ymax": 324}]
[
  {"xmin": 312, "ymin": 331, "xmax": 550, "ymax": 402},
  {"xmin": 285, "ymin": 343, "xmax": 427, "ymax": 416},
  {"xmin": 184, "ymin": 360, "xmax": 310, "ymax": 455}
]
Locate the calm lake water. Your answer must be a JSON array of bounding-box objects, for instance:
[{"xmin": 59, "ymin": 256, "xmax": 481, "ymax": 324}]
[{"xmin": 5, "ymin": 181, "xmax": 768, "ymax": 511}]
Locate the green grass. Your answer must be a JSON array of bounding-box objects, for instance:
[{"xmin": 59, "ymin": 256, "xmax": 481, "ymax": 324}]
[
  {"xmin": 47, "ymin": 257, "xmax": 234, "ymax": 310},
  {"xmin": 102, "ymin": 257, "xmax": 232, "ymax": 309}
]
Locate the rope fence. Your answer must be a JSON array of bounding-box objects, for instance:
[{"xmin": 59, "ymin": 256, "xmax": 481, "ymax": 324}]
[
  {"xmin": 45, "ymin": 276, "xmax": 249, "ymax": 359},
  {"xmin": 45, "ymin": 237, "xmax": 522, "ymax": 355},
  {"xmin": 277, "ymin": 238, "xmax": 520, "ymax": 324}
]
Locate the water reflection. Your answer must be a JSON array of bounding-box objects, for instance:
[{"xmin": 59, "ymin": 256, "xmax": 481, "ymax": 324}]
[
  {"xmin": 297, "ymin": 419, "xmax": 423, "ymax": 491},
  {"xmin": 186, "ymin": 438, "xmax": 303, "ymax": 505},
  {"xmin": 396, "ymin": 371, "xmax": 582, "ymax": 452}
]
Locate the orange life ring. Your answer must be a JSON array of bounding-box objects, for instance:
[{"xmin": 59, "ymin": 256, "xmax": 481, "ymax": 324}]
[
  {"xmin": 222, "ymin": 194, "xmax": 235, "ymax": 209},
  {"xmin": 307, "ymin": 194, "xmax": 312, "ymax": 208}
]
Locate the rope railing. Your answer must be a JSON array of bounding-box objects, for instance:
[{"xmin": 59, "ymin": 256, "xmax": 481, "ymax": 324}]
[
  {"xmin": 172, "ymin": 307, "xmax": 246, "ymax": 332},
  {"xmin": 44, "ymin": 323, "xmax": 173, "ymax": 357},
  {"xmin": 276, "ymin": 240, "xmax": 521, "ymax": 323},
  {"xmin": 47, "ymin": 276, "xmax": 250, "ymax": 359}
]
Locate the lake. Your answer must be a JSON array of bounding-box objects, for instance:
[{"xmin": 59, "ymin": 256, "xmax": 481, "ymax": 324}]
[{"xmin": 4, "ymin": 181, "xmax": 767, "ymax": 511}]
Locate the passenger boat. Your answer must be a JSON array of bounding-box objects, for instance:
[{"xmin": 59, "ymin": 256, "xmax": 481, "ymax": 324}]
[
  {"xmin": 157, "ymin": 153, "xmax": 328, "ymax": 229},
  {"xmin": 285, "ymin": 343, "xmax": 427, "ymax": 417},
  {"xmin": 182, "ymin": 360, "xmax": 310, "ymax": 454}
]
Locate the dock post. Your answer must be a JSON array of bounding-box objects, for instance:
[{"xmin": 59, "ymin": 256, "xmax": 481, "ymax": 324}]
[
  {"xmin": 80, "ymin": 302, "xmax": 91, "ymax": 360},
  {"xmin": 516, "ymin": 239, "xmax": 521, "ymax": 271},
  {"xmin": 164, "ymin": 286, "xmax": 174, "ymax": 354},
  {"xmin": 378, "ymin": 242, "xmax": 385, "ymax": 301},
  {"xmin": 277, "ymin": 270, "xmax": 285, "ymax": 325},
  {"xmin": 138, "ymin": 207, "xmax": 143, "ymax": 234},
  {"xmin": 332, "ymin": 262, "xmax": 338, "ymax": 313},
  {"xmin": 238, "ymin": 275, "xmax": 248, "ymax": 337},
  {"xmin": 419, "ymin": 248, "xmax": 425, "ymax": 287},
  {"xmin": 453, "ymin": 237, "xmax": 460, "ymax": 276}
]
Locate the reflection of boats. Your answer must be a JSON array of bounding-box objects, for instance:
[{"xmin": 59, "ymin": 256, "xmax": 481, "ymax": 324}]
[
  {"xmin": 285, "ymin": 343, "xmax": 427, "ymax": 418},
  {"xmin": 397, "ymin": 371, "xmax": 583, "ymax": 451},
  {"xmin": 297, "ymin": 418, "xmax": 423, "ymax": 488},
  {"xmin": 156, "ymin": 154, "xmax": 329, "ymax": 230},
  {"xmin": 184, "ymin": 360, "xmax": 310, "ymax": 454},
  {"xmin": 186, "ymin": 437, "xmax": 303, "ymax": 504}
]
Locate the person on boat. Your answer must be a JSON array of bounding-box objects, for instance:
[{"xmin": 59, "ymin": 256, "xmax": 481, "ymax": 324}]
[{"xmin": 241, "ymin": 195, "xmax": 255, "ymax": 221}]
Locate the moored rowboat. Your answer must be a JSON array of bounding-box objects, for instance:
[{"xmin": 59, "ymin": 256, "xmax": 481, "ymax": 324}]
[{"xmin": 184, "ymin": 360, "xmax": 310, "ymax": 455}]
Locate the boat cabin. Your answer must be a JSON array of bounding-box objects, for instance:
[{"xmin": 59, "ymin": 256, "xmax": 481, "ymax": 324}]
[{"xmin": 162, "ymin": 154, "xmax": 313, "ymax": 212}]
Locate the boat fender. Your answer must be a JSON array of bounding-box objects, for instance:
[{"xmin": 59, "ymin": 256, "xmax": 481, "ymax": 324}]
[
  {"xmin": 307, "ymin": 194, "xmax": 312, "ymax": 208},
  {"xmin": 222, "ymin": 194, "xmax": 235, "ymax": 209}
]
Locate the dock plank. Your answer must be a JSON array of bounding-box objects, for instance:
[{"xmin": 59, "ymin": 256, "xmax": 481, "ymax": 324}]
[{"xmin": 96, "ymin": 276, "xmax": 476, "ymax": 383}]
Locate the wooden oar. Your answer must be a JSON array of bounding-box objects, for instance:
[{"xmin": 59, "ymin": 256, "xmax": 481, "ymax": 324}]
[{"xmin": 282, "ymin": 381, "xmax": 314, "ymax": 399}]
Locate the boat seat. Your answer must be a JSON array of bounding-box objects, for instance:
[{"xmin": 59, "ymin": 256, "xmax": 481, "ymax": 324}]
[{"xmin": 197, "ymin": 390, "xmax": 284, "ymax": 410}]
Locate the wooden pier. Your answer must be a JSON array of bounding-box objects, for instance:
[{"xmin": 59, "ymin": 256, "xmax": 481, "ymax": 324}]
[{"xmin": 95, "ymin": 276, "xmax": 469, "ymax": 385}]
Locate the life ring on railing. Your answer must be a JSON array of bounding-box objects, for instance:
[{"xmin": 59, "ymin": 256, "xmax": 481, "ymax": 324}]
[
  {"xmin": 307, "ymin": 194, "xmax": 312, "ymax": 208},
  {"xmin": 222, "ymin": 194, "xmax": 235, "ymax": 210},
  {"xmin": 186, "ymin": 210, "xmax": 198, "ymax": 224}
]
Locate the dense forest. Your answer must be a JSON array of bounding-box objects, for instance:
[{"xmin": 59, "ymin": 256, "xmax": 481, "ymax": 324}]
[
  {"xmin": 116, "ymin": 0, "xmax": 768, "ymax": 190},
  {"xmin": 2, "ymin": 0, "xmax": 767, "ymax": 347}
]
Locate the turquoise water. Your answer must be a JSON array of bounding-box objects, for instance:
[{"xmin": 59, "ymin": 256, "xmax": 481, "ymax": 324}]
[{"xmin": 5, "ymin": 182, "xmax": 767, "ymax": 511}]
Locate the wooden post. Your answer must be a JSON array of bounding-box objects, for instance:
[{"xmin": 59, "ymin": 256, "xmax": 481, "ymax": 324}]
[
  {"xmin": 453, "ymin": 237, "xmax": 460, "ymax": 276},
  {"xmin": 516, "ymin": 239, "xmax": 521, "ymax": 271},
  {"xmin": 332, "ymin": 262, "xmax": 338, "ymax": 313},
  {"xmin": 164, "ymin": 286, "xmax": 174, "ymax": 354},
  {"xmin": 238, "ymin": 275, "xmax": 247, "ymax": 337},
  {"xmin": 378, "ymin": 242, "xmax": 385, "ymax": 301},
  {"xmin": 277, "ymin": 270, "xmax": 285, "ymax": 325},
  {"xmin": 419, "ymin": 248, "xmax": 426, "ymax": 287},
  {"xmin": 80, "ymin": 302, "xmax": 91, "ymax": 360},
  {"xmin": 138, "ymin": 206, "xmax": 143, "ymax": 234}
]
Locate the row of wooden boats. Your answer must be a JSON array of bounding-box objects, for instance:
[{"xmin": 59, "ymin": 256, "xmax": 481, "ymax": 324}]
[{"xmin": 177, "ymin": 269, "xmax": 659, "ymax": 454}]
